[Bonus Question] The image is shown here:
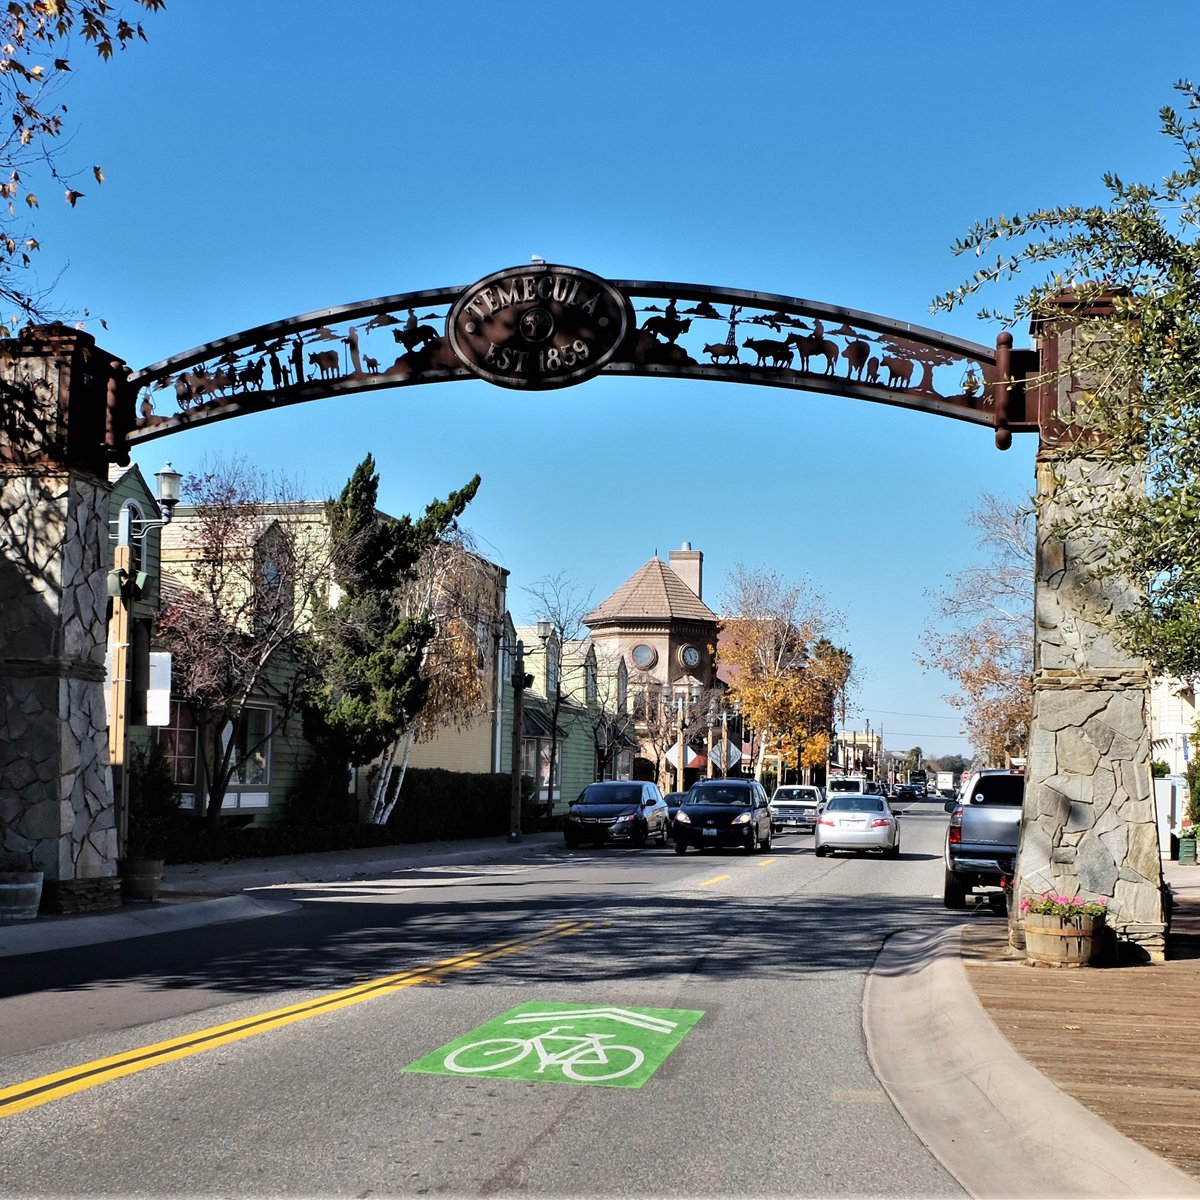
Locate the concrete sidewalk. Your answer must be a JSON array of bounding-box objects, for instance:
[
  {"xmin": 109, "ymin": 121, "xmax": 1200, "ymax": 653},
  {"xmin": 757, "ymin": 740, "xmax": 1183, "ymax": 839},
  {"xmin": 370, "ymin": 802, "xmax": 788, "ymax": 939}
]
[
  {"xmin": 3, "ymin": 839, "xmax": 1198, "ymax": 1199},
  {"xmin": 0, "ymin": 834, "xmax": 562, "ymax": 958}
]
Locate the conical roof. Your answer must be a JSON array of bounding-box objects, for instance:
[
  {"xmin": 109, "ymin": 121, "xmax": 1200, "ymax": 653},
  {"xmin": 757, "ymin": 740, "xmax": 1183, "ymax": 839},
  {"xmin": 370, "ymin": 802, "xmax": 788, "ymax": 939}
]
[{"xmin": 585, "ymin": 558, "xmax": 717, "ymax": 626}]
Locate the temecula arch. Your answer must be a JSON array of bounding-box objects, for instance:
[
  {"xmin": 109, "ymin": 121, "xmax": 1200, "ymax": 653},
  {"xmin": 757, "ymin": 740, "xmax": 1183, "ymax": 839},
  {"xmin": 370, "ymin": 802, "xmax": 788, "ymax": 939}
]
[
  {"xmin": 120, "ymin": 267, "xmax": 1021, "ymax": 455},
  {"xmin": 0, "ymin": 264, "xmax": 1166, "ymax": 960}
]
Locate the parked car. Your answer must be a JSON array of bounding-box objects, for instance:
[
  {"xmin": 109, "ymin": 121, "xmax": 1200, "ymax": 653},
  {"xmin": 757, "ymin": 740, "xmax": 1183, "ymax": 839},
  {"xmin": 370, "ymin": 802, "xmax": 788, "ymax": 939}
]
[
  {"xmin": 943, "ymin": 769, "xmax": 1023, "ymax": 908},
  {"xmin": 663, "ymin": 791, "xmax": 689, "ymax": 839},
  {"xmin": 813, "ymin": 793, "xmax": 901, "ymax": 857},
  {"xmin": 895, "ymin": 782, "xmax": 923, "ymax": 801},
  {"xmin": 769, "ymin": 784, "xmax": 824, "ymax": 833},
  {"xmin": 673, "ymin": 778, "xmax": 773, "ymax": 854},
  {"xmin": 564, "ymin": 781, "xmax": 669, "ymax": 849}
]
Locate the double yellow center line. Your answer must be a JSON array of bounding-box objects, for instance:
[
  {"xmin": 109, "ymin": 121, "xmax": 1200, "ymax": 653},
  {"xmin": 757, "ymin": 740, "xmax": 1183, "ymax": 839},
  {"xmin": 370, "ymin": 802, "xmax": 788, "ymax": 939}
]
[{"xmin": 0, "ymin": 919, "xmax": 590, "ymax": 1120}]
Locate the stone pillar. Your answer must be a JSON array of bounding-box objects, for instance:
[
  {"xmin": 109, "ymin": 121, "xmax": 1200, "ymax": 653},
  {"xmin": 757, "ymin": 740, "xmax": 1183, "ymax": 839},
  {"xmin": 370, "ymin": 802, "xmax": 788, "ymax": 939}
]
[
  {"xmin": 0, "ymin": 325, "xmax": 132, "ymax": 911},
  {"xmin": 1015, "ymin": 450, "xmax": 1166, "ymax": 961}
]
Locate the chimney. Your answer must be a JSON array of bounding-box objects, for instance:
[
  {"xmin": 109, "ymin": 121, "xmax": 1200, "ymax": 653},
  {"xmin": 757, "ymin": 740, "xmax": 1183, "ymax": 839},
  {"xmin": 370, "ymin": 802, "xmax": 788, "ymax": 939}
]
[{"xmin": 669, "ymin": 541, "xmax": 702, "ymax": 599}]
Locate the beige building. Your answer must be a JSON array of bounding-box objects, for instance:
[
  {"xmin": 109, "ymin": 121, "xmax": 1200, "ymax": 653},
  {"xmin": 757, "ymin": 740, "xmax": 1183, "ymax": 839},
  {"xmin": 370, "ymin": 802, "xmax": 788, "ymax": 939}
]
[{"xmin": 585, "ymin": 543, "xmax": 720, "ymax": 787}]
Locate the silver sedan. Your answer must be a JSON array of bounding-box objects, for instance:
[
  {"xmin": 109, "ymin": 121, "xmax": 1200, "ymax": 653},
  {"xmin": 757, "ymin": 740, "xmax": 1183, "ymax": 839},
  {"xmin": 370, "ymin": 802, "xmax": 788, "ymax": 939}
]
[{"xmin": 813, "ymin": 794, "xmax": 901, "ymax": 857}]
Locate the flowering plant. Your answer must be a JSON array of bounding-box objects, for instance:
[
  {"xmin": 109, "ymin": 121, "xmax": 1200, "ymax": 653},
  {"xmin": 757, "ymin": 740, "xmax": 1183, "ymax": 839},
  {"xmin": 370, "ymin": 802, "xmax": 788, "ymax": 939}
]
[{"xmin": 1020, "ymin": 891, "xmax": 1108, "ymax": 918}]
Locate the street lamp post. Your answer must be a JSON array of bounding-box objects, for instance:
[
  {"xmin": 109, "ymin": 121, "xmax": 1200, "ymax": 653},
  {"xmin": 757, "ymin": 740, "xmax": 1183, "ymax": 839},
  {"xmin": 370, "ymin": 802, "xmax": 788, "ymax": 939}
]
[
  {"xmin": 508, "ymin": 623, "xmax": 550, "ymax": 843},
  {"xmin": 509, "ymin": 640, "xmax": 532, "ymax": 843},
  {"xmin": 675, "ymin": 697, "xmax": 686, "ymax": 793}
]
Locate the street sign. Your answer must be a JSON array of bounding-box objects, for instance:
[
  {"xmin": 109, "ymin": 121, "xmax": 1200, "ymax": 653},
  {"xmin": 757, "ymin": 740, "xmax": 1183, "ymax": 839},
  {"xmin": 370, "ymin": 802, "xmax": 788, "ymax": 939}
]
[
  {"xmin": 666, "ymin": 744, "xmax": 707, "ymax": 770},
  {"xmin": 709, "ymin": 742, "xmax": 742, "ymax": 770}
]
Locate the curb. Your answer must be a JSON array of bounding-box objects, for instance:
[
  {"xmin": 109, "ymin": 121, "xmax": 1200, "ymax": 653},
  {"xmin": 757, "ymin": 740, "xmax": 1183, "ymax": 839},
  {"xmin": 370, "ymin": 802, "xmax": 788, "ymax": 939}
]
[
  {"xmin": 0, "ymin": 894, "xmax": 296, "ymax": 958},
  {"xmin": 864, "ymin": 925, "xmax": 1200, "ymax": 1200}
]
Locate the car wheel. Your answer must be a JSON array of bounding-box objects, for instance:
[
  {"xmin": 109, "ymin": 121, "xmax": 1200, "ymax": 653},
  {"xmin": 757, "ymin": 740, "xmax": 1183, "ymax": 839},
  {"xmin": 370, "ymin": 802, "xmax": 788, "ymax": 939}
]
[
  {"xmin": 943, "ymin": 867, "xmax": 968, "ymax": 909},
  {"xmin": 887, "ymin": 839, "xmax": 901, "ymax": 859},
  {"xmin": 633, "ymin": 822, "xmax": 647, "ymax": 849},
  {"xmin": 814, "ymin": 844, "xmax": 829, "ymax": 857},
  {"xmin": 564, "ymin": 835, "xmax": 578, "ymax": 850},
  {"xmin": 674, "ymin": 840, "xmax": 687, "ymax": 856},
  {"xmin": 745, "ymin": 829, "xmax": 757, "ymax": 854},
  {"xmin": 761, "ymin": 826, "xmax": 772, "ymax": 851},
  {"xmin": 657, "ymin": 821, "xmax": 669, "ymax": 847}
]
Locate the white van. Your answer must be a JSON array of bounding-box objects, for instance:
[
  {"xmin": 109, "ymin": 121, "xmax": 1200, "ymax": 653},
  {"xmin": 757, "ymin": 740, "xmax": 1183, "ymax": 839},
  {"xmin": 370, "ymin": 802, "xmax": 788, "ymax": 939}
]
[{"xmin": 828, "ymin": 777, "xmax": 869, "ymax": 796}]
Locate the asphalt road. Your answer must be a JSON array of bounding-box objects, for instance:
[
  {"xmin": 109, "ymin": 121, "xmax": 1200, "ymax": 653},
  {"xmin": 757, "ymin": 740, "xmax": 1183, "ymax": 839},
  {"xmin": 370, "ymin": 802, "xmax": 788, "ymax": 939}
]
[{"xmin": 0, "ymin": 797, "xmax": 974, "ymax": 1197}]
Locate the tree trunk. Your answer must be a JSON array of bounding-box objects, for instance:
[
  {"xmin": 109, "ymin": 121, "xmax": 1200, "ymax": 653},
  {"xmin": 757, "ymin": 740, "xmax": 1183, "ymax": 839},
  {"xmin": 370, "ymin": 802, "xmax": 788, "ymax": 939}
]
[
  {"xmin": 377, "ymin": 729, "xmax": 415, "ymax": 826},
  {"xmin": 366, "ymin": 740, "xmax": 398, "ymax": 825}
]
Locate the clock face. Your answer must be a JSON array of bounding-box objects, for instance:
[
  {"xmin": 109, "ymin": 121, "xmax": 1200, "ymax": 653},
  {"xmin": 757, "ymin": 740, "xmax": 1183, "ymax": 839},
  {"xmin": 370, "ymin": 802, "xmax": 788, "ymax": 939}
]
[
  {"xmin": 681, "ymin": 644, "xmax": 701, "ymax": 669},
  {"xmin": 630, "ymin": 643, "xmax": 657, "ymax": 670}
]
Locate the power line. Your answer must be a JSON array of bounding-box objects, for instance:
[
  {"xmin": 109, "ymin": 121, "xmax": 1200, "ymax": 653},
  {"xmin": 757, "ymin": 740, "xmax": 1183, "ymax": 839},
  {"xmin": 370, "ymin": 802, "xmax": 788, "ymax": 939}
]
[{"xmin": 857, "ymin": 707, "xmax": 963, "ymax": 721}]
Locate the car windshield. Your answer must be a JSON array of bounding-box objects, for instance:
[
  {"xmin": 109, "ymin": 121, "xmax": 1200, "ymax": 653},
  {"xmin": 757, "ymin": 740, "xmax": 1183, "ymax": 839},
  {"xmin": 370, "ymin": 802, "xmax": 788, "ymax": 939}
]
[
  {"xmin": 577, "ymin": 784, "xmax": 641, "ymax": 805},
  {"xmin": 688, "ymin": 786, "xmax": 752, "ymax": 807},
  {"xmin": 773, "ymin": 789, "xmax": 808, "ymax": 801},
  {"xmin": 826, "ymin": 796, "xmax": 885, "ymax": 813}
]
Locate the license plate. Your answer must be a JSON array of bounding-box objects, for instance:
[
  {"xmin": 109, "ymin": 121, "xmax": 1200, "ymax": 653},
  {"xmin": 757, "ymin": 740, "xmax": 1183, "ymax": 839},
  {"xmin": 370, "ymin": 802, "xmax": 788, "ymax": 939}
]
[
  {"xmin": 840, "ymin": 820, "xmax": 866, "ymax": 829},
  {"xmin": 703, "ymin": 828, "xmax": 718, "ymax": 837}
]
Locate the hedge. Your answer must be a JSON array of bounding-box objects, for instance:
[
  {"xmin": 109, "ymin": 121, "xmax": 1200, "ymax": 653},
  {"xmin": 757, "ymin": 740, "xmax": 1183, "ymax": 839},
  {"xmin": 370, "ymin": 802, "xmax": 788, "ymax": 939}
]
[{"xmin": 159, "ymin": 768, "xmax": 541, "ymax": 863}]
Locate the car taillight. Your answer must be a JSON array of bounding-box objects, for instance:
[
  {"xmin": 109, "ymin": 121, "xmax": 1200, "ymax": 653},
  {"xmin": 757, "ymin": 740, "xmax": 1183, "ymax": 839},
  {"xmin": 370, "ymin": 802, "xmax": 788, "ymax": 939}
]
[
  {"xmin": 819, "ymin": 817, "xmax": 834, "ymax": 827},
  {"xmin": 948, "ymin": 825, "xmax": 961, "ymax": 845},
  {"xmin": 870, "ymin": 819, "xmax": 891, "ymax": 829}
]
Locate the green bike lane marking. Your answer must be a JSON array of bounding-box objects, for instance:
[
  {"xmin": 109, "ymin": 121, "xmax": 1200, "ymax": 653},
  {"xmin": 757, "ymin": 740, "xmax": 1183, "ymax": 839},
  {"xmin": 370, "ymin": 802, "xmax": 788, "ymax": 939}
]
[{"xmin": 404, "ymin": 1002, "xmax": 705, "ymax": 1089}]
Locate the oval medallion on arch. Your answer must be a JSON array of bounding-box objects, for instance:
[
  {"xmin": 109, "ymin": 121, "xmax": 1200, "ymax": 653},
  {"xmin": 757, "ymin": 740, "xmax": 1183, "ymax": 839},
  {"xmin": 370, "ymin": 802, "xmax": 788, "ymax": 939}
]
[{"xmin": 446, "ymin": 264, "xmax": 632, "ymax": 390}]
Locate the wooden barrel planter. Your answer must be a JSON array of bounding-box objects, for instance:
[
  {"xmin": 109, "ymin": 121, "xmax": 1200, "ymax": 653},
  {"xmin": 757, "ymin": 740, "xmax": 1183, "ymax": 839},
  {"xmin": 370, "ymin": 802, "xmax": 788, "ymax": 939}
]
[
  {"xmin": 117, "ymin": 857, "xmax": 165, "ymax": 903},
  {"xmin": 1024, "ymin": 912, "xmax": 1105, "ymax": 967},
  {"xmin": 0, "ymin": 868, "xmax": 44, "ymax": 922}
]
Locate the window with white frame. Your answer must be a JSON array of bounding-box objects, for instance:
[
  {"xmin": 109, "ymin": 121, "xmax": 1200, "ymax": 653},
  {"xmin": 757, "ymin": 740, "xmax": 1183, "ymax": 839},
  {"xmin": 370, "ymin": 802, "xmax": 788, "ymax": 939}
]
[
  {"xmin": 223, "ymin": 706, "xmax": 272, "ymax": 785},
  {"xmin": 155, "ymin": 701, "xmax": 197, "ymax": 786}
]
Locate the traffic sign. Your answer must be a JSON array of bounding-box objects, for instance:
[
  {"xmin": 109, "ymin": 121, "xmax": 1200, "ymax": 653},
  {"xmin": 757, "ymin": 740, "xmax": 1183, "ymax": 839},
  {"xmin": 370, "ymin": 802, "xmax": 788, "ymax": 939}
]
[{"xmin": 709, "ymin": 742, "xmax": 742, "ymax": 770}]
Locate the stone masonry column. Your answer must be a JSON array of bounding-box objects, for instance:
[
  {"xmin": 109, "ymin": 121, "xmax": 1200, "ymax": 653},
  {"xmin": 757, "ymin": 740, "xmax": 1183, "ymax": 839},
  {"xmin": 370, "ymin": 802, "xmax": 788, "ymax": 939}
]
[
  {"xmin": 0, "ymin": 325, "xmax": 133, "ymax": 911},
  {"xmin": 1013, "ymin": 316, "xmax": 1166, "ymax": 959}
]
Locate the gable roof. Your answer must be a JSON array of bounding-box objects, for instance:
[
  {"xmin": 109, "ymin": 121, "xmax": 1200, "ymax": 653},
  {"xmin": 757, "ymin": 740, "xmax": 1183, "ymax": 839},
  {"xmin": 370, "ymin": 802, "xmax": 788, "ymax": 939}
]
[{"xmin": 585, "ymin": 557, "xmax": 717, "ymax": 627}]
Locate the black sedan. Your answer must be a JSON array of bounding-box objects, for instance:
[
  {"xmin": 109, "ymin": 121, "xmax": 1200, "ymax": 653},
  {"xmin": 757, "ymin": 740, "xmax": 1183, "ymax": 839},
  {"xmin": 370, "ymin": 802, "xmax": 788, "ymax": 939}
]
[
  {"xmin": 672, "ymin": 778, "xmax": 773, "ymax": 854},
  {"xmin": 564, "ymin": 781, "xmax": 670, "ymax": 849}
]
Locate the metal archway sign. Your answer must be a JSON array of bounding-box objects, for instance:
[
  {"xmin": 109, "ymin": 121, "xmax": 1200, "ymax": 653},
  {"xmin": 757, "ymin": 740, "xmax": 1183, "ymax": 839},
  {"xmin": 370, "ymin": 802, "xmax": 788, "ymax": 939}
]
[{"xmin": 120, "ymin": 263, "xmax": 1034, "ymax": 455}]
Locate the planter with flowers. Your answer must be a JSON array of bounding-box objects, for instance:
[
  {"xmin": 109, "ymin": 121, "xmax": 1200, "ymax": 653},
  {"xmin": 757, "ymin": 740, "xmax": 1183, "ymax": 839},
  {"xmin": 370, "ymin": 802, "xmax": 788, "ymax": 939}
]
[{"xmin": 1020, "ymin": 892, "xmax": 1108, "ymax": 967}]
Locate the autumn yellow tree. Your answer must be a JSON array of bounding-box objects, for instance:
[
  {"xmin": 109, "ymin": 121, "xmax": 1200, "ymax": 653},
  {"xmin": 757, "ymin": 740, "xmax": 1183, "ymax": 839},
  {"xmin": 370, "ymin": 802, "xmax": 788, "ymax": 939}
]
[
  {"xmin": 918, "ymin": 492, "xmax": 1033, "ymax": 765},
  {"xmin": 720, "ymin": 566, "xmax": 849, "ymax": 783}
]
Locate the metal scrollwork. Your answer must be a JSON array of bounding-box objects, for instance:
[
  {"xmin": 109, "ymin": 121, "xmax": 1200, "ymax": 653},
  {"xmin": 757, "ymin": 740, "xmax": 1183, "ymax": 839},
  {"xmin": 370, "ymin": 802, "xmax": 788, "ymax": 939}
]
[{"xmin": 125, "ymin": 269, "xmax": 1000, "ymax": 448}]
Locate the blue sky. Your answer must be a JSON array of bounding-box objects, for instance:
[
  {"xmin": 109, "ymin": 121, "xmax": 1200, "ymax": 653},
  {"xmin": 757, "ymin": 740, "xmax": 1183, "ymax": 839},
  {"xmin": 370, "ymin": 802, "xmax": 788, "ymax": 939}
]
[{"xmin": 27, "ymin": 1, "xmax": 1200, "ymax": 758}]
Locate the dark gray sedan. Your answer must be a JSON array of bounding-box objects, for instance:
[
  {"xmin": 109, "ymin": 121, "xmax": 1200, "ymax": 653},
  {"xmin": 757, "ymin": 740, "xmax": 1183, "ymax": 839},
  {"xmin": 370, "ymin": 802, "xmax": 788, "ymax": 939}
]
[{"xmin": 564, "ymin": 781, "xmax": 670, "ymax": 849}]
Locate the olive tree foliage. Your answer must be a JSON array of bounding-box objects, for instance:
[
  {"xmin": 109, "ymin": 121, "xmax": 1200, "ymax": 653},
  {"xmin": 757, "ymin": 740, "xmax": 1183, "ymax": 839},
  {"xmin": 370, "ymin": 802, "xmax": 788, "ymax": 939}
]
[
  {"xmin": 719, "ymin": 565, "xmax": 850, "ymax": 783},
  {"xmin": 155, "ymin": 457, "xmax": 337, "ymax": 828},
  {"xmin": 0, "ymin": 1, "xmax": 162, "ymax": 331},
  {"xmin": 933, "ymin": 79, "xmax": 1200, "ymax": 678},
  {"xmin": 918, "ymin": 493, "xmax": 1034, "ymax": 766},
  {"xmin": 309, "ymin": 455, "xmax": 481, "ymax": 825}
]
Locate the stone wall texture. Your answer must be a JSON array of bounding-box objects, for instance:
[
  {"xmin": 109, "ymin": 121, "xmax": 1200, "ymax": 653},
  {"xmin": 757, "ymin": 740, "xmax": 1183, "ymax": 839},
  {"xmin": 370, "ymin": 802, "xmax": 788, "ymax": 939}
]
[
  {"xmin": 0, "ymin": 338, "xmax": 117, "ymax": 898},
  {"xmin": 1016, "ymin": 453, "xmax": 1165, "ymax": 959}
]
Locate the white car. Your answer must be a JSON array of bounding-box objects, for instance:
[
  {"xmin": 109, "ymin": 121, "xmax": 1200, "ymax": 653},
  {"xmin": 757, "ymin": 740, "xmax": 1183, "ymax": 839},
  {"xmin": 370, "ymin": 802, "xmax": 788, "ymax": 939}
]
[
  {"xmin": 769, "ymin": 785, "xmax": 824, "ymax": 833},
  {"xmin": 814, "ymin": 793, "xmax": 901, "ymax": 857}
]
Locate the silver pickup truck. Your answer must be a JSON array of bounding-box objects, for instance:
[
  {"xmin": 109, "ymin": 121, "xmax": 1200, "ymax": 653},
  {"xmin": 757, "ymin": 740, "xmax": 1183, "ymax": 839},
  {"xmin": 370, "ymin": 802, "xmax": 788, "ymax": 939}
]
[{"xmin": 943, "ymin": 769, "xmax": 1024, "ymax": 908}]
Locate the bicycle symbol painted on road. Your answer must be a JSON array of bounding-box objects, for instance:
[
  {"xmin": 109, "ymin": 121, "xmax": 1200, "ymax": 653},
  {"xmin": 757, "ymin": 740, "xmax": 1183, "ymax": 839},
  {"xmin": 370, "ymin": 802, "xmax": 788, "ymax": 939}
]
[{"xmin": 404, "ymin": 1003, "xmax": 705, "ymax": 1089}]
